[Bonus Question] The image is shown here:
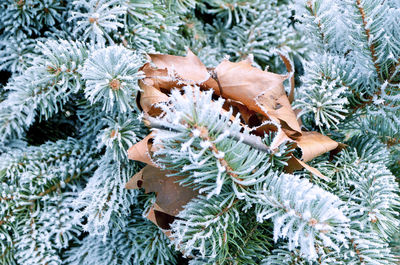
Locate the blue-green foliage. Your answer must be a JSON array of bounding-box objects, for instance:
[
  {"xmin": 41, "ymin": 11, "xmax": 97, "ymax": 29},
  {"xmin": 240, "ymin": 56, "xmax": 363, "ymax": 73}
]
[
  {"xmin": 64, "ymin": 209, "xmax": 178, "ymax": 265},
  {"xmin": 81, "ymin": 46, "xmax": 144, "ymax": 113},
  {"xmin": 69, "ymin": 0, "xmax": 126, "ymax": 45},
  {"xmin": 0, "ymin": 138, "xmax": 96, "ymax": 265},
  {"xmin": 152, "ymin": 86, "xmax": 279, "ymax": 197},
  {"xmin": 0, "ymin": 40, "xmax": 88, "ymax": 142},
  {"xmin": 0, "ymin": 0, "xmax": 399, "ymax": 264},
  {"xmin": 294, "ymin": 0, "xmax": 400, "ymax": 129}
]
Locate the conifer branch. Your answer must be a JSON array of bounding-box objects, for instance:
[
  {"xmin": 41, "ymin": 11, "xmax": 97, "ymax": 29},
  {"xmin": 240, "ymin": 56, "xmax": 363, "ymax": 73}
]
[
  {"xmin": 1, "ymin": 0, "xmax": 399, "ymax": 263},
  {"xmin": 146, "ymin": 117, "xmax": 271, "ymax": 153},
  {"xmin": 37, "ymin": 174, "xmax": 78, "ymax": 197},
  {"xmin": 195, "ymin": 126, "xmax": 247, "ymax": 185},
  {"xmin": 355, "ymin": 0, "xmax": 381, "ymax": 77},
  {"xmin": 306, "ymin": 1, "xmax": 326, "ymax": 44},
  {"xmin": 350, "ymin": 238, "xmax": 364, "ymax": 263}
]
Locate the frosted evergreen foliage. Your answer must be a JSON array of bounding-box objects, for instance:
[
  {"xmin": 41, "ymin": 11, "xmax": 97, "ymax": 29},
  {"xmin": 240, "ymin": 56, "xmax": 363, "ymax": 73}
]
[
  {"xmin": 73, "ymin": 97, "xmax": 145, "ymax": 238},
  {"xmin": 0, "ymin": 0, "xmax": 399, "ymax": 263},
  {"xmin": 292, "ymin": 0, "xmax": 399, "ymax": 144},
  {"xmin": 333, "ymin": 150, "xmax": 400, "ymax": 241},
  {"xmin": 315, "ymin": 142, "xmax": 400, "ymax": 264},
  {"xmin": 296, "ymin": 79, "xmax": 348, "ymax": 130},
  {"xmin": 153, "ymin": 86, "xmax": 275, "ymax": 198},
  {"xmin": 0, "ymin": 38, "xmax": 37, "ymax": 73},
  {"xmin": 172, "ymin": 194, "xmax": 271, "ymax": 264},
  {"xmin": 0, "ymin": 40, "xmax": 88, "ymax": 142},
  {"xmin": 166, "ymin": 0, "xmax": 198, "ymax": 14},
  {"xmin": 294, "ymin": 0, "xmax": 400, "ymax": 124},
  {"xmin": 122, "ymin": 0, "xmax": 185, "ymax": 52},
  {"xmin": 294, "ymin": 54, "xmax": 352, "ymax": 129},
  {"xmin": 72, "ymin": 157, "xmax": 139, "ymax": 238},
  {"xmin": 154, "ymin": 86, "xmax": 350, "ymax": 261},
  {"xmin": 97, "ymin": 114, "xmax": 142, "ymax": 160},
  {"xmin": 292, "ymin": 9, "xmax": 400, "ymax": 255},
  {"xmin": 0, "ymin": 139, "xmax": 96, "ymax": 265},
  {"xmin": 225, "ymin": 2, "xmax": 307, "ymax": 64},
  {"xmin": 81, "ymin": 46, "xmax": 143, "ymax": 113},
  {"xmin": 342, "ymin": 0, "xmax": 400, "ymax": 84},
  {"xmin": 204, "ymin": 0, "xmax": 259, "ymax": 26},
  {"xmin": 73, "ymin": 107, "xmax": 145, "ymax": 238},
  {"xmin": 261, "ymin": 248, "xmax": 305, "ymax": 265},
  {"xmin": 70, "ymin": 0, "xmax": 126, "ymax": 45},
  {"xmin": 0, "ymin": 0, "xmax": 67, "ymax": 40},
  {"xmin": 172, "ymin": 195, "xmax": 242, "ymax": 259},
  {"xmin": 341, "ymin": 97, "xmax": 400, "ymax": 177},
  {"xmin": 203, "ymin": 0, "xmax": 309, "ymax": 69},
  {"xmin": 349, "ymin": 135, "xmax": 391, "ymax": 165},
  {"xmin": 252, "ymin": 173, "xmax": 349, "ymax": 259},
  {"xmin": 261, "ymin": 140, "xmax": 400, "ymax": 264},
  {"xmin": 65, "ymin": 210, "xmax": 177, "ymax": 265},
  {"xmin": 292, "ymin": 0, "xmax": 350, "ymax": 52},
  {"xmin": 35, "ymin": 0, "xmax": 65, "ymax": 27}
]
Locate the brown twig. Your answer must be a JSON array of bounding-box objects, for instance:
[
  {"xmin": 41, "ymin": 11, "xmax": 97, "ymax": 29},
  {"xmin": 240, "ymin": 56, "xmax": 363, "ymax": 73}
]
[
  {"xmin": 356, "ymin": 0, "xmax": 381, "ymax": 77},
  {"xmin": 350, "ymin": 238, "xmax": 364, "ymax": 263},
  {"xmin": 307, "ymin": 1, "xmax": 326, "ymax": 44},
  {"xmin": 38, "ymin": 174, "xmax": 77, "ymax": 197}
]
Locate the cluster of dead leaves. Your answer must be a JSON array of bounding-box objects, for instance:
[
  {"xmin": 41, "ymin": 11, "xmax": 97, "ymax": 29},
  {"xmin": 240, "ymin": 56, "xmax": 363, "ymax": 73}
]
[{"xmin": 126, "ymin": 50, "xmax": 344, "ymax": 235}]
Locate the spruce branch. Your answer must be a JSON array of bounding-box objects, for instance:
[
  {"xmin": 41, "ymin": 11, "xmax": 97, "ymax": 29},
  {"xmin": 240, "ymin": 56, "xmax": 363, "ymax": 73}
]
[
  {"xmin": 1, "ymin": 0, "xmax": 400, "ymax": 263},
  {"xmin": 306, "ymin": 0, "xmax": 326, "ymax": 44},
  {"xmin": 251, "ymin": 172, "xmax": 349, "ymax": 260},
  {"xmin": 0, "ymin": 40, "xmax": 88, "ymax": 142},
  {"xmin": 146, "ymin": 116, "xmax": 271, "ymax": 153},
  {"xmin": 355, "ymin": 0, "xmax": 381, "ymax": 77},
  {"xmin": 150, "ymin": 86, "xmax": 280, "ymax": 198},
  {"xmin": 349, "ymin": 238, "xmax": 364, "ymax": 263},
  {"xmin": 81, "ymin": 45, "xmax": 144, "ymax": 113}
]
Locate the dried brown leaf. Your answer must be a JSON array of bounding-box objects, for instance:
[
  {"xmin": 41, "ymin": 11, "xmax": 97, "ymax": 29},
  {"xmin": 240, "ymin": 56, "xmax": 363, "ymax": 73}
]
[
  {"xmin": 214, "ymin": 59, "xmax": 301, "ymax": 133},
  {"xmin": 294, "ymin": 108, "xmax": 303, "ymax": 127},
  {"xmin": 125, "ymin": 168, "xmax": 144, "ymax": 189},
  {"xmin": 141, "ymin": 63, "xmax": 179, "ymax": 90},
  {"xmin": 224, "ymin": 99, "xmax": 257, "ymax": 125},
  {"xmin": 147, "ymin": 49, "xmax": 210, "ymax": 88},
  {"xmin": 127, "ymin": 133, "xmax": 158, "ymax": 167},
  {"xmin": 279, "ymin": 52, "xmax": 295, "ymax": 103},
  {"xmin": 269, "ymin": 128, "xmax": 293, "ymax": 150},
  {"xmin": 295, "ymin": 131, "xmax": 339, "ymax": 162},
  {"xmin": 141, "ymin": 166, "xmax": 197, "ymax": 216},
  {"xmin": 285, "ymin": 155, "xmax": 329, "ymax": 181},
  {"xmin": 138, "ymin": 80, "xmax": 170, "ymax": 117},
  {"xmin": 146, "ymin": 205, "xmax": 175, "ymax": 231},
  {"xmin": 126, "ymin": 165, "xmax": 197, "ymax": 216}
]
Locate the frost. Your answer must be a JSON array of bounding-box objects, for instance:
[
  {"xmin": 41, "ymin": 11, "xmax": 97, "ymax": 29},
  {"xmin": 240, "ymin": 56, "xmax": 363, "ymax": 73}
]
[
  {"xmin": 192, "ymin": 128, "xmax": 201, "ymax": 137},
  {"xmin": 200, "ymin": 140, "xmax": 211, "ymax": 149},
  {"xmin": 213, "ymin": 151, "xmax": 225, "ymax": 159}
]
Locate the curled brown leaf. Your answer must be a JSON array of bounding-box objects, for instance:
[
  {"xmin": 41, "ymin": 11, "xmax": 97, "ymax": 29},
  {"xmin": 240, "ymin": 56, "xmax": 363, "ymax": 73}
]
[
  {"xmin": 138, "ymin": 80, "xmax": 170, "ymax": 117},
  {"xmin": 127, "ymin": 133, "xmax": 158, "ymax": 167},
  {"xmin": 213, "ymin": 59, "xmax": 301, "ymax": 133},
  {"xmin": 295, "ymin": 131, "xmax": 339, "ymax": 162}
]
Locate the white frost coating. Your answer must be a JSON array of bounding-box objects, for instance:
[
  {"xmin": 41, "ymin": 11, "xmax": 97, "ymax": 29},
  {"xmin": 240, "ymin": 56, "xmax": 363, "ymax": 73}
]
[
  {"xmin": 81, "ymin": 46, "xmax": 142, "ymax": 113},
  {"xmin": 213, "ymin": 151, "xmax": 225, "ymax": 159},
  {"xmin": 253, "ymin": 172, "xmax": 349, "ymax": 259},
  {"xmin": 213, "ymin": 130, "xmax": 230, "ymax": 143},
  {"xmin": 216, "ymin": 160, "xmax": 226, "ymax": 173},
  {"xmin": 303, "ymin": 210, "xmax": 312, "ymax": 220},
  {"xmin": 199, "ymin": 140, "xmax": 211, "ymax": 149},
  {"xmin": 181, "ymin": 137, "xmax": 194, "ymax": 152},
  {"xmin": 192, "ymin": 128, "xmax": 201, "ymax": 137}
]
